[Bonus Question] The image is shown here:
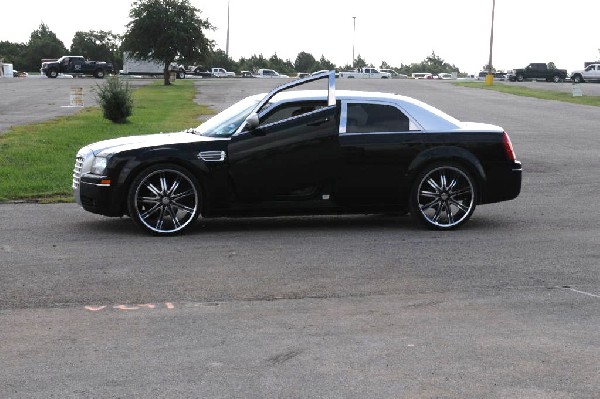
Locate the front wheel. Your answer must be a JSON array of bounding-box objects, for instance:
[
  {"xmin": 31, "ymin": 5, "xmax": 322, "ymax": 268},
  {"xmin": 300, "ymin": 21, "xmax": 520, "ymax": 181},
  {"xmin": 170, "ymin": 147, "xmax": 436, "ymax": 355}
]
[
  {"xmin": 552, "ymin": 75, "xmax": 562, "ymax": 83},
  {"xmin": 47, "ymin": 68, "xmax": 58, "ymax": 78},
  {"xmin": 410, "ymin": 163, "xmax": 477, "ymax": 230},
  {"xmin": 127, "ymin": 164, "xmax": 201, "ymax": 235},
  {"xmin": 516, "ymin": 74, "xmax": 524, "ymax": 82},
  {"xmin": 572, "ymin": 74, "xmax": 584, "ymax": 83}
]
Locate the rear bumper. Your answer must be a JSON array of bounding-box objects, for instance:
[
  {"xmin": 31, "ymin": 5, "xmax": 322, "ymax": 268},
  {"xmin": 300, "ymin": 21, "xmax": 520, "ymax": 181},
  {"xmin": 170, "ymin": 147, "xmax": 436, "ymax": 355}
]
[{"xmin": 480, "ymin": 161, "xmax": 522, "ymax": 204}]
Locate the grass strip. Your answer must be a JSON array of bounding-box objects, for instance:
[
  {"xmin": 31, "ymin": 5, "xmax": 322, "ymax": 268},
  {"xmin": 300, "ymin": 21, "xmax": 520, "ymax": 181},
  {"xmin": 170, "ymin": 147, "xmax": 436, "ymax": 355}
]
[
  {"xmin": 0, "ymin": 80, "xmax": 213, "ymax": 202},
  {"xmin": 454, "ymin": 82, "xmax": 600, "ymax": 106}
]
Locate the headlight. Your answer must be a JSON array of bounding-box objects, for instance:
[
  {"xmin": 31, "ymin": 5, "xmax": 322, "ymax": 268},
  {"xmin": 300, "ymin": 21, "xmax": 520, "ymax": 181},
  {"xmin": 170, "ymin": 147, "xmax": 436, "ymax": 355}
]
[{"xmin": 90, "ymin": 156, "xmax": 108, "ymax": 175}]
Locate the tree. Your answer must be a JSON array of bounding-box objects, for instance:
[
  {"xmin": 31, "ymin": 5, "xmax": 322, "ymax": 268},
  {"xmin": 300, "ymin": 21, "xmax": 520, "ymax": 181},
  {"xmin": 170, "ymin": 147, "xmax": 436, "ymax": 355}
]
[
  {"xmin": 317, "ymin": 55, "xmax": 335, "ymax": 72},
  {"xmin": 294, "ymin": 51, "xmax": 316, "ymax": 73},
  {"xmin": 354, "ymin": 54, "xmax": 367, "ymax": 69},
  {"xmin": 122, "ymin": 0, "xmax": 214, "ymax": 85},
  {"xmin": 547, "ymin": 62, "xmax": 556, "ymax": 70},
  {"xmin": 22, "ymin": 23, "xmax": 67, "ymax": 72},
  {"xmin": 70, "ymin": 30, "xmax": 122, "ymax": 70},
  {"xmin": 0, "ymin": 41, "xmax": 26, "ymax": 70}
]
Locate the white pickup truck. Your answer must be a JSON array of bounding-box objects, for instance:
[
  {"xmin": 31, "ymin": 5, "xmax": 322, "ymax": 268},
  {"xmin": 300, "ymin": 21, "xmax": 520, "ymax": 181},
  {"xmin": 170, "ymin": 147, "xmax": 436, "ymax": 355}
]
[
  {"xmin": 338, "ymin": 68, "xmax": 391, "ymax": 79},
  {"xmin": 211, "ymin": 67, "xmax": 235, "ymax": 77},
  {"xmin": 570, "ymin": 64, "xmax": 600, "ymax": 83},
  {"xmin": 254, "ymin": 69, "xmax": 289, "ymax": 78}
]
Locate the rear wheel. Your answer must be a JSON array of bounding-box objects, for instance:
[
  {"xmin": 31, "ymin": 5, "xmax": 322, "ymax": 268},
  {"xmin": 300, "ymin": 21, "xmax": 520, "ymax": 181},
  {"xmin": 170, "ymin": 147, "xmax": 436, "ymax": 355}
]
[
  {"xmin": 410, "ymin": 163, "xmax": 477, "ymax": 230},
  {"xmin": 127, "ymin": 164, "xmax": 201, "ymax": 235},
  {"xmin": 94, "ymin": 69, "xmax": 105, "ymax": 79}
]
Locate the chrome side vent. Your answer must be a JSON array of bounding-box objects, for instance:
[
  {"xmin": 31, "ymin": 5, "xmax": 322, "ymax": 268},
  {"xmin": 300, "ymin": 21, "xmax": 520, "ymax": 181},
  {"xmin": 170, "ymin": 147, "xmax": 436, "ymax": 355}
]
[
  {"xmin": 72, "ymin": 156, "xmax": 84, "ymax": 189},
  {"xmin": 198, "ymin": 151, "xmax": 226, "ymax": 162}
]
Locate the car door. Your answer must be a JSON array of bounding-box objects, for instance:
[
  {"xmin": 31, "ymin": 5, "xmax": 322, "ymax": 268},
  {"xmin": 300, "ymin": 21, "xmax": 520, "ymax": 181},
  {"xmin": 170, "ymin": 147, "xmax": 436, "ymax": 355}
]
[
  {"xmin": 334, "ymin": 100, "xmax": 424, "ymax": 204},
  {"xmin": 227, "ymin": 102, "xmax": 340, "ymax": 202}
]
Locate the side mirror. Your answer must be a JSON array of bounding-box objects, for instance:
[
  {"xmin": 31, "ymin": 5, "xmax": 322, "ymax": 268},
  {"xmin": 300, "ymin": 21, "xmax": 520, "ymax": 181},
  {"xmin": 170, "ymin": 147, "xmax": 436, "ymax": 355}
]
[{"xmin": 244, "ymin": 113, "xmax": 259, "ymax": 130}]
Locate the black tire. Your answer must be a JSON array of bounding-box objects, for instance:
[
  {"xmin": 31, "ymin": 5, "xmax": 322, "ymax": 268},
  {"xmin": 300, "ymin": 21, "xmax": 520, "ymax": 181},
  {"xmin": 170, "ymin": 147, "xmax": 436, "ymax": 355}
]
[
  {"xmin": 177, "ymin": 70, "xmax": 186, "ymax": 79},
  {"xmin": 516, "ymin": 74, "xmax": 524, "ymax": 82},
  {"xmin": 552, "ymin": 75, "xmax": 561, "ymax": 83},
  {"xmin": 47, "ymin": 68, "xmax": 58, "ymax": 78},
  {"xmin": 94, "ymin": 69, "xmax": 105, "ymax": 79},
  {"xmin": 127, "ymin": 164, "xmax": 201, "ymax": 235},
  {"xmin": 410, "ymin": 163, "xmax": 477, "ymax": 230},
  {"xmin": 572, "ymin": 74, "xmax": 584, "ymax": 83}
]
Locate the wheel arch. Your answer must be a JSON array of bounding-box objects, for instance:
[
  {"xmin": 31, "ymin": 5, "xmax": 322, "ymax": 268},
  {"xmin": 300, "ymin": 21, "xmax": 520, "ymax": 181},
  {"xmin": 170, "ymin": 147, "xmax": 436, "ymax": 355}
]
[
  {"xmin": 406, "ymin": 146, "xmax": 486, "ymax": 203},
  {"xmin": 115, "ymin": 151, "xmax": 212, "ymax": 215}
]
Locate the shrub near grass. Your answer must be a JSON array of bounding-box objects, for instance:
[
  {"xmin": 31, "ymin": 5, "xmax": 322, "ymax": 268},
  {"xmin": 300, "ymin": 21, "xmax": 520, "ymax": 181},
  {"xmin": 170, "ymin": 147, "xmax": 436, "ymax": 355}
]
[
  {"xmin": 96, "ymin": 77, "xmax": 134, "ymax": 123},
  {"xmin": 0, "ymin": 80, "xmax": 213, "ymax": 202}
]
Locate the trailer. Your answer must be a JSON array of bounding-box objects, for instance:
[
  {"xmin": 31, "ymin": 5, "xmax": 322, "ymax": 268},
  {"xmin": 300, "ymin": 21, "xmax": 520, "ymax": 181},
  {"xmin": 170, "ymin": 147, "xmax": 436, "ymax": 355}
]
[{"xmin": 121, "ymin": 52, "xmax": 185, "ymax": 79}]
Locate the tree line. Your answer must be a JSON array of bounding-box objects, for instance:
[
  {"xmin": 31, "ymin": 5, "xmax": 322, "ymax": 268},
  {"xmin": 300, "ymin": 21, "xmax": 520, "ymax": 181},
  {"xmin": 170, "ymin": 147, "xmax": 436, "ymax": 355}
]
[{"xmin": 0, "ymin": 0, "xmax": 465, "ymax": 83}]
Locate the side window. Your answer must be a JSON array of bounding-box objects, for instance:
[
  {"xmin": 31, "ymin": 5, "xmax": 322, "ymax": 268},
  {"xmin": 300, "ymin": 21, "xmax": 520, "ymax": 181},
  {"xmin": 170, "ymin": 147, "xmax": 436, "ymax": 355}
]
[
  {"xmin": 346, "ymin": 103, "xmax": 412, "ymax": 133},
  {"xmin": 261, "ymin": 101, "xmax": 326, "ymax": 126}
]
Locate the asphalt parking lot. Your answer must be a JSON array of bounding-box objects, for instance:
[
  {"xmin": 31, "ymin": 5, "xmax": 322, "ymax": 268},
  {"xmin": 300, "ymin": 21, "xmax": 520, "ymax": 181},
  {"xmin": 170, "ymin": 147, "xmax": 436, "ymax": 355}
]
[{"xmin": 1, "ymin": 76, "xmax": 599, "ymax": 398}]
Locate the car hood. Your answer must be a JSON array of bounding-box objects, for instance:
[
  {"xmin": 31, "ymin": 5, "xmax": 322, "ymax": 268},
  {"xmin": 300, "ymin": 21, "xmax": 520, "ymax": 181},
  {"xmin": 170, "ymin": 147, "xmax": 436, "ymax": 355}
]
[{"xmin": 79, "ymin": 131, "xmax": 225, "ymax": 157}]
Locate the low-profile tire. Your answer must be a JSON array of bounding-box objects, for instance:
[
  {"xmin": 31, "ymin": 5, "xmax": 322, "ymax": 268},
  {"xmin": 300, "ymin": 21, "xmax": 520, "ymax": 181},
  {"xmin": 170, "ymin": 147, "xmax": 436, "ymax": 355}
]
[
  {"xmin": 127, "ymin": 164, "xmax": 201, "ymax": 235},
  {"xmin": 410, "ymin": 163, "xmax": 477, "ymax": 230}
]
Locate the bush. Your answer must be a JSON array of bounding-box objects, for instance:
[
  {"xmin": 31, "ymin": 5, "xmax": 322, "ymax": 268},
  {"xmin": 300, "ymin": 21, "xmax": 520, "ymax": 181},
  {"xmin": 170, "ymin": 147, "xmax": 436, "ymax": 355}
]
[{"xmin": 95, "ymin": 77, "xmax": 133, "ymax": 123}]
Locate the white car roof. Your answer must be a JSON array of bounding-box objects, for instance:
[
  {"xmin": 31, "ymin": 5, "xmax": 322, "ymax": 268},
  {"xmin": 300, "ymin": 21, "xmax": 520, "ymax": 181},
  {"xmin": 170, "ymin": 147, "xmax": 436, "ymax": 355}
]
[{"xmin": 266, "ymin": 89, "xmax": 464, "ymax": 131}]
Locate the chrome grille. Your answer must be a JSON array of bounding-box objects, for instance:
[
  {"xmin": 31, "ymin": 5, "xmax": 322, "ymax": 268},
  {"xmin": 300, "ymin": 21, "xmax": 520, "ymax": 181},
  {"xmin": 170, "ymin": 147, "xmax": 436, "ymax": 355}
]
[{"xmin": 72, "ymin": 156, "xmax": 84, "ymax": 189}]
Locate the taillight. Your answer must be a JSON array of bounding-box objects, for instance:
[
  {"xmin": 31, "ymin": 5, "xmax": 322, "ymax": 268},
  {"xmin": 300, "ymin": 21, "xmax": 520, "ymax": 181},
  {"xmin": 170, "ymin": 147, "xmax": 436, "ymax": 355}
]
[{"xmin": 502, "ymin": 132, "xmax": 516, "ymax": 161}]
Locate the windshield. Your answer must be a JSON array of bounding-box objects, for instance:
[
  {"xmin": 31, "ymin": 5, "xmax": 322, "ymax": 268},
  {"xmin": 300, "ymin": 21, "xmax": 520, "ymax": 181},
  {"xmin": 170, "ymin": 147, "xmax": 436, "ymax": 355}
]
[{"xmin": 194, "ymin": 95, "xmax": 261, "ymax": 137}]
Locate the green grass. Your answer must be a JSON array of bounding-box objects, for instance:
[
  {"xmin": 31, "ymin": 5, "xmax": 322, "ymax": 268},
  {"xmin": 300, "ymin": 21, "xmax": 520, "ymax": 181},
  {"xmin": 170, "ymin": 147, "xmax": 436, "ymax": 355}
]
[
  {"xmin": 454, "ymin": 82, "xmax": 600, "ymax": 106},
  {"xmin": 0, "ymin": 80, "xmax": 213, "ymax": 202}
]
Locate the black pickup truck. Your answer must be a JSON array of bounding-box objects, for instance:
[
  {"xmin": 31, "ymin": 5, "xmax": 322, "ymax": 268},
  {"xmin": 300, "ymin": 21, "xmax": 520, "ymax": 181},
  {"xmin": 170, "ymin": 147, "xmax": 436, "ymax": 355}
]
[
  {"xmin": 507, "ymin": 63, "xmax": 568, "ymax": 83},
  {"xmin": 41, "ymin": 56, "xmax": 113, "ymax": 79}
]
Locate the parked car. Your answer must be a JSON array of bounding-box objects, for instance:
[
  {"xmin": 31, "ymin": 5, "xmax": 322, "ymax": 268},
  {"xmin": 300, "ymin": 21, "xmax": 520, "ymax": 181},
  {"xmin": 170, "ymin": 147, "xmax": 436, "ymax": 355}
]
[
  {"xmin": 72, "ymin": 72, "xmax": 522, "ymax": 235},
  {"xmin": 380, "ymin": 69, "xmax": 407, "ymax": 79},
  {"xmin": 240, "ymin": 70, "xmax": 254, "ymax": 78}
]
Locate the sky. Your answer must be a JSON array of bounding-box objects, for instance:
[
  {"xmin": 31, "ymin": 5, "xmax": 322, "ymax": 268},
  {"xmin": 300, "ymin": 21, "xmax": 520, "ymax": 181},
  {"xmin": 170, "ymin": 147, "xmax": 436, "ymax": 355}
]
[{"xmin": 1, "ymin": 0, "xmax": 599, "ymax": 74}]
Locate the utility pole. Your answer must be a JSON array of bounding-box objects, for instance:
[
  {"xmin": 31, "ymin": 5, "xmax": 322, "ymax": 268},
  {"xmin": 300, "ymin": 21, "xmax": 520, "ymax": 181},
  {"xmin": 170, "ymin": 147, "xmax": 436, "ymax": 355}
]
[
  {"xmin": 352, "ymin": 16, "xmax": 356, "ymax": 68},
  {"xmin": 226, "ymin": 1, "xmax": 230, "ymax": 57},
  {"xmin": 486, "ymin": 0, "xmax": 496, "ymax": 86}
]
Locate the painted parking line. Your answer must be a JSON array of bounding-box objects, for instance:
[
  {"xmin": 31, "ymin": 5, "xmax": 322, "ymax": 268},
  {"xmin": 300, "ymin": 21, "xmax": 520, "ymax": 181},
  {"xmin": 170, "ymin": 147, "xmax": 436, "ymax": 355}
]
[
  {"xmin": 85, "ymin": 302, "xmax": 175, "ymax": 311},
  {"xmin": 561, "ymin": 286, "xmax": 600, "ymax": 299}
]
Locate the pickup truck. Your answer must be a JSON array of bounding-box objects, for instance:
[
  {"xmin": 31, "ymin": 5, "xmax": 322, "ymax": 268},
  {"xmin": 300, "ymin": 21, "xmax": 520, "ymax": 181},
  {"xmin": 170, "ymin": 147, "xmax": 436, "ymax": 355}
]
[
  {"xmin": 210, "ymin": 67, "xmax": 235, "ymax": 77},
  {"xmin": 507, "ymin": 63, "xmax": 568, "ymax": 83},
  {"xmin": 254, "ymin": 69, "xmax": 289, "ymax": 78},
  {"xmin": 570, "ymin": 63, "xmax": 600, "ymax": 83},
  {"xmin": 41, "ymin": 56, "xmax": 113, "ymax": 79},
  {"xmin": 338, "ymin": 68, "xmax": 391, "ymax": 79}
]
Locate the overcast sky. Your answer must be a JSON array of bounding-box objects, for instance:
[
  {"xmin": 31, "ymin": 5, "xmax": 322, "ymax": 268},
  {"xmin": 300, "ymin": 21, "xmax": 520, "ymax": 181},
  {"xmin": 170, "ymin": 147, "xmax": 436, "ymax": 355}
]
[{"xmin": 1, "ymin": 0, "xmax": 598, "ymax": 74}]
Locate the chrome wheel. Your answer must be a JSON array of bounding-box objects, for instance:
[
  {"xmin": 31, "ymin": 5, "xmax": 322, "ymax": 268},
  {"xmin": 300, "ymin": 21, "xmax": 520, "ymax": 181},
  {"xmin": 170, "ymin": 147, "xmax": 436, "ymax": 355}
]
[
  {"xmin": 411, "ymin": 164, "xmax": 476, "ymax": 229},
  {"xmin": 128, "ymin": 165, "xmax": 200, "ymax": 235}
]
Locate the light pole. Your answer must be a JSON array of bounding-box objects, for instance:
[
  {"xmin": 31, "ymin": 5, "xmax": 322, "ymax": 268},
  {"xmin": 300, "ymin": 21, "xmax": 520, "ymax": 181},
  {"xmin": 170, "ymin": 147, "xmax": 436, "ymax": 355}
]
[
  {"xmin": 486, "ymin": 0, "xmax": 496, "ymax": 86},
  {"xmin": 352, "ymin": 16, "xmax": 356, "ymax": 68},
  {"xmin": 226, "ymin": 1, "xmax": 230, "ymax": 57}
]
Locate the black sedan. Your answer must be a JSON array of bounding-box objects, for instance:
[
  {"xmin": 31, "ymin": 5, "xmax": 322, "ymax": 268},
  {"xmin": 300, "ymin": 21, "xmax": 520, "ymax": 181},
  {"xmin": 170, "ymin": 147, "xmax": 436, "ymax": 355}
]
[{"xmin": 73, "ymin": 72, "xmax": 522, "ymax": 235}]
